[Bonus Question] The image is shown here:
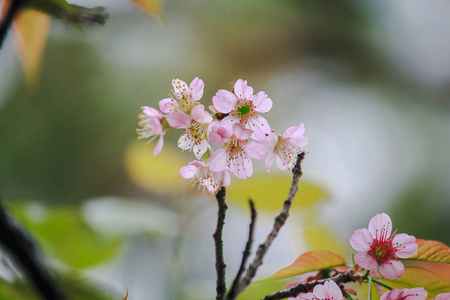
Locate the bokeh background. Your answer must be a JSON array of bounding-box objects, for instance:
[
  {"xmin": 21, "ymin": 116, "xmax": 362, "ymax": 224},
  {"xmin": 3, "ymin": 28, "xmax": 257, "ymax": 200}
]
[{"xmin": 0, "ymin": 0, "xmax": 449, "ymax": 299}]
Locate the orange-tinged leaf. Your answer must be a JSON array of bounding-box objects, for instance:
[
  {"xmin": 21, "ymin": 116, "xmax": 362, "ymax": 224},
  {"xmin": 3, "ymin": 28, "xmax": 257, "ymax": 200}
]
[
  {"xmin": 122, "ymin": 290, "xmax": 128, "ymax": 300},
  {"xmin": 262, "ymin": 250, "xmax": 346, "ymax": 281},
  {"xmin": 380, "ymin": 267, "xmax": 450, "ymax": 299},
  {"xmin": 13, "ymin": 10, "xmax": 51, "ymax": 87},
  {"xmin": 405, "ymin": 239, "xmax": 450, "ymax": 264},
  {"xmin": 130, "ymin": 0, "xmax": 162, "ymax": 16}
]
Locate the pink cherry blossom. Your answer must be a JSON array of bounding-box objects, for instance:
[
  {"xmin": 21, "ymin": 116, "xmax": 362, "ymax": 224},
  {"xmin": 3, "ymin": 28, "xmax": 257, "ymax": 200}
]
[
  {"xmin": 176, "ymin": 105, "xmax": 213, "ymax": 159},
  {"xmin": 291, "ymin": 280, "xmax": 343, "ymax": 300},
  {"xmin": 212, "ymin": 79, "xmax": 272, "ymax": 141},
  {"xmin": 179, "ymin": 160, "xmax": 231, "ymax": 194},
  {"xmin": 265, "ymin": 123, "xmax": 308, "ymax": 172},
  {"xmin": 350, "ymin": 213, "xmax": 418, "ymax": 279},
  {"xmin": 159, "ymin": 77, "xmax": 205, "ymax": 114},
  {"xmin": 380, "ymin": 288, "xmax": 427, "ymax": 300},
  {"xmin": 137, "ymin": 106, "xmax": 165, "ymax": 156},
  {"xmin": 208, "ymin": 123, "xmax": 266, "ymax": 179},
  {"xmin": 434, "ymin": 293, "xmax": 450, "ymax": 300}
]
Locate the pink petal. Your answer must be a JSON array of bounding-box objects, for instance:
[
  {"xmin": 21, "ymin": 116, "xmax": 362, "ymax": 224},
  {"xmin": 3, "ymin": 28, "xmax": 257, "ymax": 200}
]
[
  {"xmin": 153, "ymin": 135, "xmax": 164, "ymax": 156},
  {"xmin": 368, "ymin": 213, "xmax": 393, "ymax": 241},
  {"xmin": 149, "ymin": 117, "xmax": 163, "ymax": 134},
  {"xmin": 142, "ymin": 106, "xmax": 163, "ymax": 117},
  {"xmin": 190, "ymin": 77, "xmax": 204, "ymax": 101},
  {"xmin": 284, "ymin": 123, "xmax": 308, "ymax": 147},
  {"xmin": 392, "ymin": 233, "xmax": 418, "ymax": 258},
  {"xmin": 167, "ymin": 111, "xmax": 192, "ymax": 129},
  {"xmin": 233, "ymin": 123, "xmax": 252, "ymax": 140},
  {"xmin": 172, "ymin": 79, "xmax": 189, "ymax": 99},
  {"xmin": 355, "ymin": 253, "xmax": 378, "ymax": 271},
  {"xmin": 179, "ymin": 164, "xmax": 198, "ymax": 178},
  {"xmin": 191, "ymin": 104, "xmax": 213, "ymax": 123},
  {"xmin": 297, "ymin": 294, "xmax": 315, "ymax": 300},
  {"xmin": 189, "ymin": 160, "xmax": 208, "ymax": 168},
  {"xmin": 213, "ymin": 90, "xmax": 238, "ymax": 113},
  {"xmin": 253, "ymin": 91, "xmax": 272, "ymax": 113},
  {"xmin": 247, "ymin": 115, "xmax": 271, "ymax": 141},
  {"xmin": 158, "ymin": 98, "xmax": 178, "ymax": 113},
  {"xmin": 312, "ymin": 284, "xmax": 328, "ymax": 299},
  {"xmin": 264, "ymin": 132, "xmax": 279, "ymax": 152},
  {"xmin": 276, "ymin": 156, "xmax": 288, "ymax": 170},
  {"xmin": 193, "ymin": 139, "xmax": 209, "ymax": 159},
  {"xmin": 208, "ymin": 122, "xmax": 230, "ymax": 146},
  {"xmin": 207, "ymin": 148, "xmax": 228, "ymax": 172},
  {"xmin": 220, "ymin": 115, "xmax": 241, "ymax": 130},
  {"xmin": 221, "ymin": 169, "xmax": 231, "ymax": 187},
  {"xmin": 234, "ymin": 79, "xmax": 254, "ymax": 100},
  {"xmin": 380, "ymin": 289, "xmax": 403, "ymax": 300},
  {"xmin": 323, "ymin": 280, "xmax": 343, "ymax": 300},
  {"xmin": 350, "ymin": 228, "xmax": 373, "ymax": 252},
  {"xmin": 265, "ymin": 153, "xmax": 276, "ymax": 173},
  {"xmin": 379, "ymin": 259, "xmax": 404, "ymax": 279},
  {"xmin": 246, "ymin": 141, "xmax": 266, "ymax": 160},
  {"xmin": 435, "ymin": 293, "xmax": 450, "ymax": 300},
  {"xmin": 401, "ymin": 288, "xmax": 428, "ymax": 300}
]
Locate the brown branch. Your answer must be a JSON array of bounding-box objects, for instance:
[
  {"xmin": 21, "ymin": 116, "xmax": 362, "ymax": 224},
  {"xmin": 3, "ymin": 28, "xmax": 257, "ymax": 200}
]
[
  {"xmin": 226, "ymin": 199, "xmax": 257, "ymax": 300},
  {"xmin": 0, "ymin": 0, "xmax": 28, "ymax": 49},
  {"xmin": 236, "ymin": 152, "xmax": 306, "ymax": 296},
  {"xmin": 213, "ymin": 187, "xmax": 228, "ymax": 300},
  {"xmin": 262, "ymin": 270, "xmax": 355, "ymax": 300}
]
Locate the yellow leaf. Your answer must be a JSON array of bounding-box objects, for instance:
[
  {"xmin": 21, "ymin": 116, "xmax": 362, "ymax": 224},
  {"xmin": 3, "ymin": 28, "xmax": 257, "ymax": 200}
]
[
  {"xmin": 261, "ymin": 250, "xmax": 346, "ymax": 281},
  {"xmin": 406, "ymin": 239, "xmax": 450, "ymax": 264},
  {"xmin": 125, "ymin": 141, "xmax": 188, "ymax": 196},
  {"xmin": 13, "ymin": 10, "xmax": 51, "ymax": 88},
  {"xmin": 380, "ymin": 267, "xmax": 450, "ymax": 299},
  {"xmin": 130, "ymin": 0, "xmax": 163, "ymax": 16},
  {"xmin": 227, "ymin": 172, "xmax": 327, "ymax": 211}
]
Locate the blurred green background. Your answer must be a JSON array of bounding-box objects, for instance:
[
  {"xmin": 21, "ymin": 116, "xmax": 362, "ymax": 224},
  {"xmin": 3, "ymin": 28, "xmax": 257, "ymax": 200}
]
[{"xmin": 0, "ymin": 0, "xmax": 449, "ymax": 299}]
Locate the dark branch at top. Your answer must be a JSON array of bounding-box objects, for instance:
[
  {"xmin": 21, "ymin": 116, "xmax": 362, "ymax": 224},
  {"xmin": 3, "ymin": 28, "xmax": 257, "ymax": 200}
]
[
  {"xmin": 214, "ymin": 187, "xmax": 228, "ymax": 300},
  {"xmin": 0, "ymin": 0, "xmax": 27, "ymax": 49}
]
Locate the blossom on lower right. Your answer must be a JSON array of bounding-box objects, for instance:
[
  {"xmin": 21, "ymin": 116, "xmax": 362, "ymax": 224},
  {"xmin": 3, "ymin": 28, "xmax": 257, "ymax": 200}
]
[{"xmin": 350, "ymin": 213, "xmax": 418, "ymax": 279}]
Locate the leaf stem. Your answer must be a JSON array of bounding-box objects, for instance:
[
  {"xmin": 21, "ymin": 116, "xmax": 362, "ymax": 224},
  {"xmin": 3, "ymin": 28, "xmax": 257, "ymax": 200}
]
[{"xmin": 371, "ymin": 278, "xmax": 393, "ymax": 291}]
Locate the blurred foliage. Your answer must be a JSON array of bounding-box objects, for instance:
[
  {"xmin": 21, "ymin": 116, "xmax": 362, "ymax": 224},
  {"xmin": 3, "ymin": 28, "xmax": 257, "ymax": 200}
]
[{"xmin": 236, "ymin": 279, "xmax": 290, "ymax": 300}]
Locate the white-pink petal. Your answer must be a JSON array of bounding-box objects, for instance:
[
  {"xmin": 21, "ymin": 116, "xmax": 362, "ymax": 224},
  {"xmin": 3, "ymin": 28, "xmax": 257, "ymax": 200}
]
[
  {"xmin": 190, "ymin": 77, "xmax": 204, "ymax": 101},
  {"xmin": 284, "ymin": 123, "xmax": 308, "ymax": 147},
  {"xmin": 435, "ymin": 293, "xmax": 450, "ymax": 300},
  {"xmin": 368, "ymin": 213, "xmax": 393, "ymax": 241},
  {"xmin": 381, "ymin": 288, "xmax": 427, "ymax": 300},
  {"xmin": 220, "ymin": 115, "xmax": 241, "ymax": 130},
  {"xmin": 392, "ymin": 233, "xmax": 418, "ymax": 258},
  {"xmin": 233, "ymin": 123, "xmax": 252, "ymax": 140},
  {"xmin": 154, "ymin": 135, "xmax": 164, "ymax": 156},
  {"xmin": 355, "ymin": 253, "xmax": 378, "ymax": 271},
  {"xmin": 191, "ymin": 104, "xmax": 213, "ymax": 124},
  {"xmin": 246, "ymin": 141, "xmax": 267, "ymax": 160},
  {"xmin": 141, "ymin": 106, "xmax": 163, "ymax": 117},
  {"xmin": 379, "ymin": 259, "xmax": 404, "ymax": 279},
  {"xmin": 234, "ymin": 79, "xmax": 254, "ymax": 100},
  {"xmin": 265, "ymin": 153, "xmax": 277, "ymax": 173},
  {"xmin": 167, "ymin": 111, "xmax": 192, "ymax": 128},
  {"xmin": 213, "ymin": 90, "xmax": 238, "ymax": 113},
  {"xmin": 179, "ymin": 164, "xmax": 199, "ymax": 178},
  {"xmin": 158, "ymin": 98, "xmax": 178, "ymax": 113},
  {"xmin": 172, "ymin": 79, "xmax": 189, "ymax": 99},
  {"xmin": 253, "ymin": 91, "xmax": 272, "ymax": 113},
  {"xmin": 207, "ymin": 148, "xmax": 228, "ymax": 172},
  {"xmin": 350, "ymin": 228, "xmax": 373, "ymax": 252},
  {"xmin": 247, "ymin": 115, "xmax": 271, "ymax": 141}
]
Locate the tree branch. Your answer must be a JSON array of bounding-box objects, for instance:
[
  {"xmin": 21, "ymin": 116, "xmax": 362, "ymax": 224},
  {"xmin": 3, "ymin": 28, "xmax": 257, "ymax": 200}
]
[
  {"xmin": 0, "ymin": 0, "xmax": 28, "ymax": 49},
  {"xmin": 262, "ymin": 270, "xmax": 355, "ymax": 300},
  {"xmin": 226, "ymin": 199, "xmax": 257, "ymax": 300},
  {"xmin": 0, "ymin": 197, "xmax": 67, "ymax": 300},
  {"xmin": 236, "ymin": 152, "xmax": 306, "ymax": 296},
  {"xmin": 214, "ymin": 187, "xmax": 228, "ymax": 300}
]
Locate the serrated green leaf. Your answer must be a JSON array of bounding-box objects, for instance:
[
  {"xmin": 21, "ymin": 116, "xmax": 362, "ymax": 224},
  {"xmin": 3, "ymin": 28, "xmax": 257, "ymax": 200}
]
[
  {"xmin": 261, "ymin": 250, "xmax": 346, "ymax": 282},
  {"xmin": 405, "ymin": 239, "xmax": 450, "ymax": 264}
]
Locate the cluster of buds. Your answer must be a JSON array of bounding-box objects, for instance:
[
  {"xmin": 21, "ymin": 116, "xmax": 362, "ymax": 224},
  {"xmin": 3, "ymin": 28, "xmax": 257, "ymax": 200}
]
[{"xmin": 137, "ymin": 77, "xmax": 308, "ymax": 194}]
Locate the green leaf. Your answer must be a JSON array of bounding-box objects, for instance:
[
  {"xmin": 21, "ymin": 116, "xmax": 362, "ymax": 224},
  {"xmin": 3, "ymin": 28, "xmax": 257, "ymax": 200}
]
[
  {"xmin": 7, "ymin": 201, "xmax": 122, "ymax": 269},
  {"xmin": 227, "ymin": 173, "xmax": 327, "ymax": 211},
  {"xmin": 379, "ymin": 267, "xmax": 450, "ymax": 299},
  {"xmin": 405, "ymin": 239, "xmax": 450, "ymax": 264},
  {"xmin": 236, "ymin": 280, "xmax": 290, "ymax": 300},
  {"xmin": 261, "ymin": 250, "xmax": 346, "ymax": 281}
]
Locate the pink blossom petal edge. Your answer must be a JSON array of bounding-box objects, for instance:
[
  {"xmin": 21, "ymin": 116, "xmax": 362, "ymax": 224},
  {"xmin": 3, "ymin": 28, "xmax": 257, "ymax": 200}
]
[
  {"xmin": 435, "ymin": 293, "xmax": 450, "ymax": 300},
  {"xmin": 233, "ymin": 123, "xmax": 252, "ymax": 140},
  {"xmin": 379, "ymin": 259, "xmax": 404, "ymax": 279},
  {"xmin": 246, "ymin": 141, "xmax": 267, "ymax": 160},
  {"xmin": 213, "ymin": 90, "xmax": 238, "ymax": 113},
  {"xmin": 253, "ymin": 91, "xmax": 273, "ymax": 113},
  {"xmin": 368, "ymin": 213, "xmax": 393, "ymax": 240},
  {"xmin": 381, "ymin": 288, "xmax": 427, "ymax": 300},
  {"xmin": 191, "ymin": 104, "xmax": 213, "ymax": 123},
  {"xmin": 207, "ymin": 148, "xmax": 228, "ymax": 172},
  {"xmin": 153, "ymin": 135, "xmax": 164, "ymax": 156},
  {"xmin": 354, "ymin": 253, "xmax": 378, "ymax": 271},
  {"xmin": 284, "ymin": 123, "xmax": 308, "ymax": 147},
  {"xmin": 392, "ymin": 233, "xmax": 418, "ymax": 258},
  {"xmin": 350, "ymin": 228, "xmax": 373, "ymax": 252},
  {"xmin": 190, "ymin": 77, "xmax": 204, "ymax": 101},
  {"xmin": 167, "ymin": 111, "xmax": 192, "ymax": 129},
  {"xmin": 234, "ymin": 79, "xmax": 254, "ymax": 100},
  {"xmin": 247, "ymin": 115, "xmax": 271, "ymax": 141},
  {"xmin": 158, "ymin": 98, "xmax": 177, "ymax": 113}
]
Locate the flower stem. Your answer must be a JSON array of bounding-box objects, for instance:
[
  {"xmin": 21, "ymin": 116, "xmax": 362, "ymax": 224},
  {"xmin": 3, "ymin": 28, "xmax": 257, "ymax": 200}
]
[{"xmin": 371, "ymin": 278, "xmax": 393, "ymax": 291}]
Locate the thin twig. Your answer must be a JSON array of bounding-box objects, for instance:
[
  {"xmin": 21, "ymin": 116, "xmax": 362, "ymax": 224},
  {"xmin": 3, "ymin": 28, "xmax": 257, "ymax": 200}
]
[
  {"xmin": 236, "ymin": 152, "xmax": 306, "ymax": 296},
  {"xmin": 262, "ymin": 270, "xmax": 355, "ymax": 300},
  {"xmin": 226, "ymin": 199, "xmax": 257, "ymax": 300},
  {"xmin": 0, "ymin": 196, "xmax": 67, "ymax": 299},
  {"xmin": 0, "ymin": 0, "xmax": 27, "ymax": 49},
  {"xmin": 213, "ymin": 187, "xmax": 228, "ymax": 300}
]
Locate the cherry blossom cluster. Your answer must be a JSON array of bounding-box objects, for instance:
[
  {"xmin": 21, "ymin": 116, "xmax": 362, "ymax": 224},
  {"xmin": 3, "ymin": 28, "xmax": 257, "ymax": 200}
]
[{"xmin": 137, "ymin": 77, "xmax": 308, "ymax": 194}]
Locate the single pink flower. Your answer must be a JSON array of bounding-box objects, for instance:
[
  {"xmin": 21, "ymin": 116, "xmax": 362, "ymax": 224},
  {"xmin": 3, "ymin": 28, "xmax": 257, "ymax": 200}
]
[
  {"xmin": 179, "ymin": 160, "xmax": 230, "ymax": 194},
  {"xmin": 176, "ymin": 105, "xmax": 213, "ymax": 159},
  {"xmin": 137, "ymin": 106, "xmax": 165, "ymax": 156},
  {"xmin": 434, "ymin": 293, "xmax": 450, "ymax": 300},
  {"xmin": 350, "ymin": 213, "xmax": 418, "ymax": 279},
  {"xmin": 380, "ymin": 288, "xmax": 427, "ymax": 300},
  {"xmin": 159, "ymin": 77, "xmax": 205, "ymax": 114},
  {"xmin": 292, "ymin": 280, "xmax": 343, "ymax": 300},
  {"xmin": 212, "ymin": 79, "xmax": 272, "ymax": 141},
  {"xmin": 207, "ymin": 123, "xmax": 266, "ymax": 179},
  {"xmin": 265, "ymin": 123, "xmax": 308, "ymax": 172}
]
